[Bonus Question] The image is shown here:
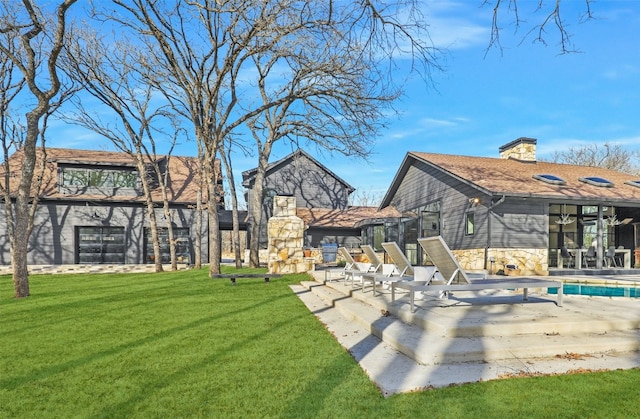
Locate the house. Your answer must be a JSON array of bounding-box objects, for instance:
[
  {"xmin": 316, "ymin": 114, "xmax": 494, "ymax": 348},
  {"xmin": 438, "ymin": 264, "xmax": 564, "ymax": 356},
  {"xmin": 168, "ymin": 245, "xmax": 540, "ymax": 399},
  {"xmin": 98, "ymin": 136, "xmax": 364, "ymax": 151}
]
[
  {"xmin": 0, "ymin": 147, "xmax": 224, "ymax": 265},
  {"xmin": 242, "ymin": 149, "xmax": 356, "ymax": 247},
  {"xmin": 376, "ymin": 138, "xmax": 640, "ymax": 275}
]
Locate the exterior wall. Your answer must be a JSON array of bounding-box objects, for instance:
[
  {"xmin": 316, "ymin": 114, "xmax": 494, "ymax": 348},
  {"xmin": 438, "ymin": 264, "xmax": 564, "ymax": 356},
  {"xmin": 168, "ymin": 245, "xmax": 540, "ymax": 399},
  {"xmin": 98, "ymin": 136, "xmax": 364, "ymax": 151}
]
[
  {"xmin": 389, "ymin": 160, "xmax": 490, "ymax": 250},
  {"xmin": 453, "ymin": 247, "xmax": 549, "ymax": 276},
  {"xmin": 388, "ymin": 158, "xmax": 549, "ymax": 272},
  {"xmin": 0, "ymin": 201, "xmax": 208, "ymax": 265},
  {"xmin": 262, "ymin": 153, "xmax": 351, "ymax": 210},
  {"xmin": 488, "ymin": 199, "xmax": 548, "ymax": 249}
]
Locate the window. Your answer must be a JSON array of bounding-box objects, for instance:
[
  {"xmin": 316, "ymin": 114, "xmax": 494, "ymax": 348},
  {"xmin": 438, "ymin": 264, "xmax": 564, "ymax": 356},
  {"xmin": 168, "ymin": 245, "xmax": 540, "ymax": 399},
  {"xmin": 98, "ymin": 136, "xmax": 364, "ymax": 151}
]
[
  {"xmin": 465, "ymin": 212, "xmax": 475, "ymax": 236},
  {"xmin": 579, "ymin": 176, "xmax": 614, "ymax": 188},
  {"xmin": 77, "ymin": 226, "xmax": 125, "ymax": 264},
  {"xmin": 62, "ymin": 168, "xmax": 138, "ymax": 188},
  {"xmin": 625, "ymin": 180, "xmax": 640, "ymax": 189},
  {"xmin": 145, "ymin": 228, "xmax": 191, "ymax": 264},
  {"xmin": 533, "ymin": 174, "xmax": 566, "ymax": 185},
  {"xmin": 373, "ymin": 225, "xmax": 385, "ymax": 251},
  {"xmin": 421, "ymin": 201, "xmax": 441, "ymax": 238}
]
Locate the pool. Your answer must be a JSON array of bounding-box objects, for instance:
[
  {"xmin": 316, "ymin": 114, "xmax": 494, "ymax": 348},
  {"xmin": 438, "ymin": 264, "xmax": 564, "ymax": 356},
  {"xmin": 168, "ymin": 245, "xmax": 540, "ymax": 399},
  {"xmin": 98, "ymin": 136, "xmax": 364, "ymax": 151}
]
[{"xmin": 548, "ymin": 283, "xmax": 640, "ymax": 298}]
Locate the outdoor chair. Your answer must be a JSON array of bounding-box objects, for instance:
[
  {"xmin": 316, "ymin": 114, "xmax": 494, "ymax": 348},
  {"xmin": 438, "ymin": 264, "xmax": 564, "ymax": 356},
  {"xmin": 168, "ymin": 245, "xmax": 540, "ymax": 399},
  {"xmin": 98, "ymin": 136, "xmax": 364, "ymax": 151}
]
[
  {"xmin": 324, "ymin": 247, "xmax": 371, "ymax": 282},
  {"xmin": 560, "ymin": 246, "xmax": 574, "ymax": 268},
  {"xmin": 582, "ymin": 246, "xmax": 597, "ymax": 268},
  {"xmin": 381, "ymin": 242, "xmax": 415, "ymax": 277},
  {"xmin": 357, "ymin": 242, "xmax": 415, "ymax": 296},
  {"xmin": 360, "ymin": 244, "xmax": 398, "ymax": 277},
  {"xmin": 605, "ymin": 246, "xmax": 618, "ymax": 268},
  {"xmin": 616, "ymin": 246, "xmax": 625, "ymax": 267}
]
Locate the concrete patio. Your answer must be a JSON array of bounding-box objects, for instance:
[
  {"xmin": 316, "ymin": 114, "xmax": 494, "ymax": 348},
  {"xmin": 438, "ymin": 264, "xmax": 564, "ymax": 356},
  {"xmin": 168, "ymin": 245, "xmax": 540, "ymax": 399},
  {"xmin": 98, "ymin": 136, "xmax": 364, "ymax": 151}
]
[{"xmin": 293, "ymin": 270, "xmax": 640, "ymax": 396}]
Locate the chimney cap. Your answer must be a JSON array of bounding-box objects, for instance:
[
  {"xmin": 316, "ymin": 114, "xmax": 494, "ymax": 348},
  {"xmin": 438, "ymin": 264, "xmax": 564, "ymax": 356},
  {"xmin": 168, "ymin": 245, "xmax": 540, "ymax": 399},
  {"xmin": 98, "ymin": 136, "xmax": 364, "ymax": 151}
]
[{"xmin": 499, "ymin": 137, "xmax": 537, "ymax": 153}]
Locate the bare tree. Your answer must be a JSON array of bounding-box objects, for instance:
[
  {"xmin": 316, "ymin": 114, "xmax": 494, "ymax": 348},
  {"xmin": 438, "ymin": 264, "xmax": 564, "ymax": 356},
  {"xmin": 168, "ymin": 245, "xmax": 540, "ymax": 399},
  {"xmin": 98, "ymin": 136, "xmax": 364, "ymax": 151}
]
[
  {"xmin": 349, "ymin": 188, "xmax": 385, "ymax": 207},
  {"xmin": 63, "ymin": 27, "xmax": 187, "ymax": 272},
  {"xmin": 218, "ymin": 141, "xmax": 244, "ymax": 268},
  {"xmin": 484, "ymin": 0, "xmax": 594, "ymax": 54},
  {"xmin": 0, "ymin": 0, "xmax": 77, "ymax": 298},
  {"xmin": 545, "ymin": 142, "xmax": 640, "ymax": 175},
  {"xmin": 102, "ymin": 0, "xmax": 437, "ymax": 274}
]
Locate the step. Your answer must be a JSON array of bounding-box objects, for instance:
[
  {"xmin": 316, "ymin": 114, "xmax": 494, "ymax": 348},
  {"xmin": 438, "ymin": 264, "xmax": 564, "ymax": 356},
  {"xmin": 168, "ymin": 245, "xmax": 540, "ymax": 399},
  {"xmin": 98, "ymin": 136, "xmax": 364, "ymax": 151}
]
[
  {"xmin": 301, "ymin": 280, "xmax": 640, "ymax": 365},
  {"xmin": 321, "ymin": 277, "xmax": 640, "ymax": 337}
]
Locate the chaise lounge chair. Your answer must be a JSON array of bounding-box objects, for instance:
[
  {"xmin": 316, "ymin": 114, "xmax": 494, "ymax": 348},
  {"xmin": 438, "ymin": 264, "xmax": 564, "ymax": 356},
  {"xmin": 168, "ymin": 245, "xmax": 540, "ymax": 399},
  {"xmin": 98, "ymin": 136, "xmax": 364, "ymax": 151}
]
[
  {"xmin": 359, "ymin": 242, "xmax": 415, "ymax": 296},
  {"xmin": 391, "ymin": 236, "xmax": 563, "ymax": 311},
  {"xmin": 324, "ymin": 247, "xmax": 372, "ymax": 282},
  {"xmin": 360, "ymin": 245, "xmax": 397, "ymax": 276}
]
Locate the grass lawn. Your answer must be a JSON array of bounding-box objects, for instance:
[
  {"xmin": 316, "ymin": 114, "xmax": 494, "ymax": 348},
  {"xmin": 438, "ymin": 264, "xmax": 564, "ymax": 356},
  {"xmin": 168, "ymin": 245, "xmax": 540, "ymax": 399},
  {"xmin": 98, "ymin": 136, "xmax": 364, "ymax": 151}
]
[{"xmin": 0, "ymin": 267, "xmax": 638, "ymax": 418}]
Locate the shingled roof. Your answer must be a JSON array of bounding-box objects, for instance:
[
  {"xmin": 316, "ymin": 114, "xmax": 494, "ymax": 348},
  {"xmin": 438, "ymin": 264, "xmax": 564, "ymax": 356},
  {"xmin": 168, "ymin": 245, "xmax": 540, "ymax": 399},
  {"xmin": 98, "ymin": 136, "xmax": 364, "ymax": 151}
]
[
  {"xmin": 381, "ymin": 151, "xmax": 640, "ymax": 207},
  {"xmin": 296, "ymin": 205, "xmax": 401, "ymax": 229},
  {"xmin": 2, "ymin": 147, "xmax": 204, "ymax": 204}
]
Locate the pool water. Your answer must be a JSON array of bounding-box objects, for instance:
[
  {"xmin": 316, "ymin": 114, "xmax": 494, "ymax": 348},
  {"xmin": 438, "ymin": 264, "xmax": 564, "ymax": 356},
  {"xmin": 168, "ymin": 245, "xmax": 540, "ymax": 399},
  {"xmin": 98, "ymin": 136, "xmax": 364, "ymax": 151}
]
[{"xmin": 548, "ymin": 283, "xmax": 640, "ymax": 298}]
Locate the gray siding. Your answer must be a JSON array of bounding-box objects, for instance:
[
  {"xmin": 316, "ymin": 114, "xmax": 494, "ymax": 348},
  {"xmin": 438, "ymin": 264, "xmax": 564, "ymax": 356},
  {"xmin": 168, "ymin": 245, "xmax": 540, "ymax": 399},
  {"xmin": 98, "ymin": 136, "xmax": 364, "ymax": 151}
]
[
  {"xmin": 388, "ymin": 160, "xmax": 547, "ymax": 251},
  {"xmin": 489, "ymin": 199, "xmax": 548, "ymax": 249},
  {"xmin": 0, "ymin": 202, "xmax": 208, "ymax": 265},
  {"xmin": 262, "ymin": 153, "xmax": 350, "ymax": 210}
]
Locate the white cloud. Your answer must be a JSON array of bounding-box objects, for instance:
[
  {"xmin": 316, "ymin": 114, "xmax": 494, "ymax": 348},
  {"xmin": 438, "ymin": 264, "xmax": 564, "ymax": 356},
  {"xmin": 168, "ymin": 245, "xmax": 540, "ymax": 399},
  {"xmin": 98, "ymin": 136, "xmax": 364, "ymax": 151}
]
[{"xmin": 420, "ymin": 1, "xmax": 489, "ymax": 50}]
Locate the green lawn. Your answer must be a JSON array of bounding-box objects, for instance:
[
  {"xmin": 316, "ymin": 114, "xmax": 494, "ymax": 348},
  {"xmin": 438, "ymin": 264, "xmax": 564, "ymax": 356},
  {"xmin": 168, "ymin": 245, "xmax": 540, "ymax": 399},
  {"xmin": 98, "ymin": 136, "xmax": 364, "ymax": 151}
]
[{"xmin": 0, "ymin": 267, "xmax": 638, "ymax": 418}]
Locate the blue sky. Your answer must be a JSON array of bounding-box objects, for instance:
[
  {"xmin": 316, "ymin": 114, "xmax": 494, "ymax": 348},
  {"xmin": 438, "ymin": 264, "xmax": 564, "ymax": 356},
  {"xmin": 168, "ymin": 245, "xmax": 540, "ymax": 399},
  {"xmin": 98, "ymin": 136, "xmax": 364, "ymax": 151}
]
[{"xmin": 46, "ymin": 1, "xmax": 640, "ymax": 204}]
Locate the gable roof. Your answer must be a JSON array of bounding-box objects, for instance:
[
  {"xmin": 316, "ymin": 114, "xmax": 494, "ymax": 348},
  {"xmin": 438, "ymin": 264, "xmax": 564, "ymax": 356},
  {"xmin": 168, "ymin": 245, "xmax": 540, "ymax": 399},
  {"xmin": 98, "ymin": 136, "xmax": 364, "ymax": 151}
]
[
  {"xmin": 296, "ymin": 205, "xmax": 401, "ymax": 229},
  {"xmin": 241, "ymin": 149, "xmax": 355, "ymax": 193},
  {"xmin": 381, "ymin": 151, "xmax": 640, "ymax": 208},
  {"xmin": 2, "ymin": 147, "xmax": 204, "ymax": 204}
]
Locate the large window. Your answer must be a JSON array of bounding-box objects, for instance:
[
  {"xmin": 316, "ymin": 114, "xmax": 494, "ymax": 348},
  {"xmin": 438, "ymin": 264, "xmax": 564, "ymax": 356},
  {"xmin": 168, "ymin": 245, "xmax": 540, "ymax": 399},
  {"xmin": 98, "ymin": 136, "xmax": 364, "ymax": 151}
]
[
  {"xmin": 145, "ymin": 228, "xmax": 191, "ymax": 264},
  {"xmin": 62, "ymin": 168, "xmax": 138, "ymax": 188},
  {"xmin": 77, "ymin": 226, "xmax": 125, "ymax": 264}
]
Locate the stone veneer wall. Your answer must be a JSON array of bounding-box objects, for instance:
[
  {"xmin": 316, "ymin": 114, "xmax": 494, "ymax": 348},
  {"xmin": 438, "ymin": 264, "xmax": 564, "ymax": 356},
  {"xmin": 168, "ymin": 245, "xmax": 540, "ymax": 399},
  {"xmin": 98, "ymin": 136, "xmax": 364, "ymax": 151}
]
[
  {"xmin": 267, "ymin": 196, "xmax": 307, "ymax": 274},
  {"xmin": 452, "ymin": 247, "xmax": 549, "ymax": 276}
]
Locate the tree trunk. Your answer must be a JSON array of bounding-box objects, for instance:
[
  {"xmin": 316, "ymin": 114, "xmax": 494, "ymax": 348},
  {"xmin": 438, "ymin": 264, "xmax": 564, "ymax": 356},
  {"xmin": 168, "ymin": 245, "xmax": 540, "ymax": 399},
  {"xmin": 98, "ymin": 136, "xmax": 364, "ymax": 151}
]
[
  {"xmin": 11, "ymin": 111, "xmax": 42, "ymax": 298},
  {"xmin": 11, "ymin": 220, "xmax": 30, "ymax": 297},
  {"xmin": 219, "ymin": 147, "xmax": 243, "ymax": 268},
  {"xmin": 248, "ymin": 150, "xmax": 271, "ymax": 268},
  {"xmin": 163, "ymin": 204, "xmax": 177, "ymax": 271},
  {"xmin": 208, "ymin": 178, "xmax": 221, "ymax": 275},
  {"xmin": 206, "ymin": 155, "xmax": 221, "ymax": 275},
  {"xmin": 194, "ymin": 189, "xmax": 202, "ymax": 269}
]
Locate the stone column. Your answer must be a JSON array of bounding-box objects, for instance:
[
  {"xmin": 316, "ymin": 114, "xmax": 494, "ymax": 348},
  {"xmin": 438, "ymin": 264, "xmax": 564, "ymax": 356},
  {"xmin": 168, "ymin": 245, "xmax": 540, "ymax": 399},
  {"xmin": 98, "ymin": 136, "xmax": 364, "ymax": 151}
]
[{"xmin": 267, "ymin": 196, "xmax": 306, "ymax": 274}]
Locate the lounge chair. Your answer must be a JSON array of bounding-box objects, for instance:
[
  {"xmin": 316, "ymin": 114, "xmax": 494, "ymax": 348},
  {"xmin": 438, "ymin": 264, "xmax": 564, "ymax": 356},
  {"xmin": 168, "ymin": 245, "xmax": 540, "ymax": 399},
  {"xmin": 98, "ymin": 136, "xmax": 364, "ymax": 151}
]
[
  {"xmin": 324, "ymin": 247, "xmax": 371, "ymax": 282},
  {"xmin": 359, "ymin": 242, "xmax": 415, "ymax": 296},
  {"xmin": 381, "ymin": 242, "xmax": 414, "ymax": 276},
  {"xmin": 360, "ymin": 245, "xmax": 397, "ymax": 276},
  {"xmin": 391, "ymin": 236, "xmax": 563, "ymax": 311}
]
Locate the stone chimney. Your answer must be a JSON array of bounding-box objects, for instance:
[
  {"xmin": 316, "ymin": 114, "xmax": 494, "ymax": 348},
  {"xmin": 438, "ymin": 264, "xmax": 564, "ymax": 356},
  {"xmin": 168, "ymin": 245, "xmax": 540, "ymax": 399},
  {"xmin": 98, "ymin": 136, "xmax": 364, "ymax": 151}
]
[
  {"xmin": 267, "ymin": 195, "xmax": 306, "ymax": 274},
  {"xmin": 499, "ymin": 137, "xmax": 537, "ymax": 162}
]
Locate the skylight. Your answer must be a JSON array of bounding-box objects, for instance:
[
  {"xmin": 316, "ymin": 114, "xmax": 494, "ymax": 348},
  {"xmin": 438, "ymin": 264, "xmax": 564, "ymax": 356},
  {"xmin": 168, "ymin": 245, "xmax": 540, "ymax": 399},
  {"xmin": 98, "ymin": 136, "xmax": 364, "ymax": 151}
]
[
  {"xmin": 579, "ymin": 176, "xmax": 614, "ymax": 188},
  {"xmin": 533, "ymin": 174, "xmax": 566, "ymax": 185},
  {"xmin": 626, "ymin": 180, "xmax": 640, "ymax": 189}
]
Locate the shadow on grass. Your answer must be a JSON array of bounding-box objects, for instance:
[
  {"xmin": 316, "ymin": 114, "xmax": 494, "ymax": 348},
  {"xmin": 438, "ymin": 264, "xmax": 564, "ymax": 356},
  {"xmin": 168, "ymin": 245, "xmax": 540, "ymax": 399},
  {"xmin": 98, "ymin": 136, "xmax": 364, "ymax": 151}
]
[{"xmin": 0, "ymin": 283, "xmax": 290, "ymax": 392}]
